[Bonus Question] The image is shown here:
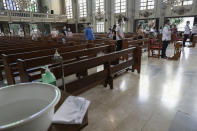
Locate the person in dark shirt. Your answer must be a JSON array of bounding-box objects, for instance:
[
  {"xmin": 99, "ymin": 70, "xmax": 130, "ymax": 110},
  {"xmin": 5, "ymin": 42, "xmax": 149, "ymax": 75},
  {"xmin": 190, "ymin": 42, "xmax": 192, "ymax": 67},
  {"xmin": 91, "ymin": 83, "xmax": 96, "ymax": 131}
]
[
  {"xmin": 62, "ymin": 26, "xmax": 67, "ymax": 36},
  {"xmin": 112, "ymin": 25, "xmax": 117, "ymax": 40}
]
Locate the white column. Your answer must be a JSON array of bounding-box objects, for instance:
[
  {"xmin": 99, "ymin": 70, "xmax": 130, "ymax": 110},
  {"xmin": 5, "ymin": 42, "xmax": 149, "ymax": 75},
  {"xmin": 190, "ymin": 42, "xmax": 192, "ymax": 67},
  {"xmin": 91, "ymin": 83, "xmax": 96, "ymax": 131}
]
[
  {"xmin": 105, "ymin": 0, "xmax": 112, "ymax": 31},
  {"xmin": 127, "ymin": 0, "xmax": 135, "ymax": 32},
  {"xmin": 73, "ymin": 0, "xmax": 78, "ymax": 32}
]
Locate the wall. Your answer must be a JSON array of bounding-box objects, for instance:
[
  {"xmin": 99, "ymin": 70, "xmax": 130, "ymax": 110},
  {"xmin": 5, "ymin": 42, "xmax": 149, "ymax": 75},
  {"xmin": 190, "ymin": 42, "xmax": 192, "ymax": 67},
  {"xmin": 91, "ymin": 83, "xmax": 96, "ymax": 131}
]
[
  {"xmin": 50, "ymin": 0, "xmax": 64, "ymax": 14},
  {"xmin": 84, "ymin": 0, "xmax": 197, "ymax": 32},
  {"xmin": 0, "ymin": 0, "xmax": 197, "ymax": 32}
]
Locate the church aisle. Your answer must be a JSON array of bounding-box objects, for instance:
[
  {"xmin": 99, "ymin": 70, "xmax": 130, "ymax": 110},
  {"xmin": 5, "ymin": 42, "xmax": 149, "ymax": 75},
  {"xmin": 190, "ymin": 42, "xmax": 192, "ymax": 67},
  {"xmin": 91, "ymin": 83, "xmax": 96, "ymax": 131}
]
[{"xmin": 80, "ymin": 46, "xmax": 197, "ymax": 131}]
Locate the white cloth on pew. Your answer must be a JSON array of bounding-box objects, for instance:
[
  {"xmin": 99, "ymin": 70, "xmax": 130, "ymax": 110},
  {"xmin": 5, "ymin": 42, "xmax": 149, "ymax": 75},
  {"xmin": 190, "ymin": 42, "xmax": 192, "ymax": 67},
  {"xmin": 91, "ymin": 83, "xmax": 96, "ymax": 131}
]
[{"xmin": 52, "ymin": 96, "xmax": 90, "ymax": 124}]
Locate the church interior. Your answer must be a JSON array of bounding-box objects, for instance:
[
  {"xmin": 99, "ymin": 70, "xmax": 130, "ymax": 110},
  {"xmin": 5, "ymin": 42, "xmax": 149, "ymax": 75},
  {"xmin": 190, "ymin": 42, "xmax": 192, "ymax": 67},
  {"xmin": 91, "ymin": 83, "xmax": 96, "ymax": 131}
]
[{"xmin": 0, "ymin": 0, "xmax": 197, "ymax": 131}]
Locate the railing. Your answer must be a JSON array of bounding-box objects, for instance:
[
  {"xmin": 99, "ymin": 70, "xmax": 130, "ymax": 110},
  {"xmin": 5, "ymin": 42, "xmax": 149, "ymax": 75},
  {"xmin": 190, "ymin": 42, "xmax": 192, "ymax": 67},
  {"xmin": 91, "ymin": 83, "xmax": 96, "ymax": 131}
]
[
  {"xmin": 0, "ymin": 10, "xmax": 68, "ymax": 22},
  {"xmin": 0, "ymin": 11, "xmax": 8, "ymax": 16}
]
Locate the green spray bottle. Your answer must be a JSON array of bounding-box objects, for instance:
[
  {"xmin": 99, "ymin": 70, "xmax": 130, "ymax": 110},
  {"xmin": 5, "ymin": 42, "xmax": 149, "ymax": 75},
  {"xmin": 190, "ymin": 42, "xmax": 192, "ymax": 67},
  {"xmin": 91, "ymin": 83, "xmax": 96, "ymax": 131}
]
[{"xmin": 42, "ymin": 66, "xmax": 56, "ymax": 86}]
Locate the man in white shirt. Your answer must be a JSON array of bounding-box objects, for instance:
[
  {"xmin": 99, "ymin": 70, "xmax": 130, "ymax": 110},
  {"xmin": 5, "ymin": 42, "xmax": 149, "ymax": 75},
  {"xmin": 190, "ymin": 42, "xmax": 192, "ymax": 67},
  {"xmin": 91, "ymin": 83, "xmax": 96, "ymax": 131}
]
[
  {"xmin": 116, "ymin": 19, "xmax": 125, "ymax": 51},
  {"xmin": 183, "ymin": 21, "xmax": 191, "ymax": 47},
  {"xmin": 162, "ymin": 19, "xmax": 171, "ymax": 59}
]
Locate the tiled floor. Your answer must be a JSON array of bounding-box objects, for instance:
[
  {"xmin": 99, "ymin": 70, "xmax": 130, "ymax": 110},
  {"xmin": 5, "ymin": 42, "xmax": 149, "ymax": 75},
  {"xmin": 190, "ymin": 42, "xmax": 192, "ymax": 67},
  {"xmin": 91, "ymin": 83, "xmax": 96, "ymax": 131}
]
[
  {"xmin": 1, "ymin": 45, "xmax": 197, "ymax": 131},
  {"xmin": 79, "ymin": 46, "xmax": 197, "ymax": 131}
]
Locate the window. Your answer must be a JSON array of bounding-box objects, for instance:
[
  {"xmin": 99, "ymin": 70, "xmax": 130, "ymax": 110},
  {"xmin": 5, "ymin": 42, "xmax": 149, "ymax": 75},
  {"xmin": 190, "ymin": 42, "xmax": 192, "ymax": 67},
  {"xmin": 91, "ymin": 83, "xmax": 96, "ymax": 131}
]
[
  {"xmin": 115, "ymin": 0, "xmax": 126, "ymax": 14},
  {"xmin": 3, "ymin": 0, "xmax": 19, "ymax": 10},
  {"xmin": 79, "ymin": 0, "xmax": 87, "ymax": 18},
  {"xmin": 140, "ymin": 0, "xmax": 154, "ymax": 10},
  {"xmin": 174, "ymin": 0, "xmax": 193, "ymax": 6},
  {"xmin": 97, "ymin": 22, "xmax": 104, "ymax": 32},
  {"xmin": 96, "ymin": 0, "xmax": 104, "ymax": 13},
  {"xmin": 65, "ymin": 0, "xmax": 73, "ymax": 19},
  {"xmin": 3, "ymin": 0, "xmax": 38, "ymax": 12}
]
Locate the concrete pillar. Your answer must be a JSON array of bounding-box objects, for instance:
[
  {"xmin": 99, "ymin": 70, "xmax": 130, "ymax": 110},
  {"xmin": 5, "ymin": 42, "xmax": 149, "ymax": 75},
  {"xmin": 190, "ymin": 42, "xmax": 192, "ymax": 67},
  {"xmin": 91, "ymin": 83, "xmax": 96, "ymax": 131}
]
[
  {"xmin": 87, "ymin": 0, "xmax": 93, "ymax": 23},
  {"xmin": 127, "ymin": 0, "xmax": 135, "ymax": 32},
  {"xmin": 159, "ymin": 0, "xmax": 165, "ymax": 28},
  {"xmin": 0, "ymin": 0, "xmax": 4, "ymax": 10},
  {"xmin": 105, "ymin": 0, "xmax": 112, "ymax": 31},
  {"xmin": 73, "ymin": 0, "xmax": 79, "ymax": 32}
]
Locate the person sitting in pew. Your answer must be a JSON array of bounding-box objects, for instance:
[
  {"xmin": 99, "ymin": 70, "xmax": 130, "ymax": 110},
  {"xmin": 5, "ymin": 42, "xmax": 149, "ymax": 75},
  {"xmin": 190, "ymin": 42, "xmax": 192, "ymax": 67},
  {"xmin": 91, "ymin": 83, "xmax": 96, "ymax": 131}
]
[
  {"xmin": 51, "ymin": 28, "xmax": 59, "ymax": 39},
  {"xmin": 18, "ymin": 29, "xmax": 24, "ymax": 38},
  {"xmin": 84, "ymin": 23, "xmax": 95, "ymax": 41},
  {"xmin": 30, "ymin": 29, "xmax": 37, "ymax": 40},
  {"xmin": 37, "ymin": 28, "xmax": 42, "ymax": 38},
  {"xmin": 30, "ymin": 28, "xmax": 42, "ymax": 41},
  {"xmin": 60, "ymin": 33, "xmax": 66, "ymax": 44},
  {"xmin": 67, "ymin": 28, "xmax": 73, "ymax": 38}
]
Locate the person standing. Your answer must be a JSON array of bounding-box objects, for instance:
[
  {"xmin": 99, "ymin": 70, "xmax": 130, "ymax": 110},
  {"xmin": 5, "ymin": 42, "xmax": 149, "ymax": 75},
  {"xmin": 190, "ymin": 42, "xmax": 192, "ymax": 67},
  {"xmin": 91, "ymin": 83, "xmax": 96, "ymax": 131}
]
[
  {"xmin": 62, "ymin": 26, "xmax": 67, "ymax": 36},
  {"xmin": 172, "ymin": 25, "xmax": 178, "ymax": 34},
  {"xmin": 183, "ymin": 21, "xmax": 191, "ymax": 47},
  {"xmin": 107, "ymin": 28, "xmax": 112, "ymax": 38},
  {"xmin": 30, "ymin": 29, "xmax": 37, "ymax": 40},
  {"xmin": 112, "ymin": 25, "xmax": 117, "ymax": 40},
  {"xmin": 137, "ymin": 24, "xmax": 144, "ymax": 39},
  {"xmin": 116, "ymin": 19, "xmax": 124, "ymax": 51},
  {"xmin": 161, "ymin": 19, "xmax": 171, "ymax": 59},
  {"xmin": 84, "ymin": 23, "xmax": 95, "ymax": 41}
]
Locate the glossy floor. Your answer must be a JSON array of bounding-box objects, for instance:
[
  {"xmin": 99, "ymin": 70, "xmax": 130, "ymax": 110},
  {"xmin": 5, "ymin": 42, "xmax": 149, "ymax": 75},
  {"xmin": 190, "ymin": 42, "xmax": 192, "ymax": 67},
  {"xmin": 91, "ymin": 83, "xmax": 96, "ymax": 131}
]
[{"xmin": 80, "ymin": 46, "xmax": 197, "ymax": 131}]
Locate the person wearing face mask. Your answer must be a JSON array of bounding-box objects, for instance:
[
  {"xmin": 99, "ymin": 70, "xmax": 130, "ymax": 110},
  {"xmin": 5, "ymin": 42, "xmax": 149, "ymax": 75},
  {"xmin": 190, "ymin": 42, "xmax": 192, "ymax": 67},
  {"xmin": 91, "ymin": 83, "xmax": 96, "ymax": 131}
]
[
  {"xmin": 161, "ymin": 19, "xmax": 171, "ymax": 59},
  {"xmin": 183, "ymin": 21, "xmax": 191, "ymax": 47},
  {"xmin": 116, "ymin": 19, "xmax": 125, "ymax": 51},
  {"xmin": 84, "ymin": 23, "xmax": 95, "ymax": 41}
]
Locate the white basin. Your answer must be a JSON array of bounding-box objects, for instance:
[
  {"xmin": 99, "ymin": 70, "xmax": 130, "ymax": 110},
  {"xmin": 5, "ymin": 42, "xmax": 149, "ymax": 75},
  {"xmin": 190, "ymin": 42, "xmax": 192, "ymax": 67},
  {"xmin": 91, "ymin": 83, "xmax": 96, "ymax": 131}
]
[{"xmin": 0, "ymin": 82, "xmax": 61, "ymax": 131}]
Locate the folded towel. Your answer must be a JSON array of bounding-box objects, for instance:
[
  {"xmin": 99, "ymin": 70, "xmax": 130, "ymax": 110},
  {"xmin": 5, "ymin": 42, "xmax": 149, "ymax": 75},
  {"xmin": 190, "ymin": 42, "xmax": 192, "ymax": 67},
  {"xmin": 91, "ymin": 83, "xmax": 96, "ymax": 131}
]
[{"xmin": 52, "ymin": 96, "xmax": 90, "ymax": 124}]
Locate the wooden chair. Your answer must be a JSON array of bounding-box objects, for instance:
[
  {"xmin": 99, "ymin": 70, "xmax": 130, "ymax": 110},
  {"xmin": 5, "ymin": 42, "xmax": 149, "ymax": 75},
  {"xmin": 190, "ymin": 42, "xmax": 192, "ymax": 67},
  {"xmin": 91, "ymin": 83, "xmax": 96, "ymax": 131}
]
[
  {"xmin": 148, "ymin": 35, "xmax": 162, "ymax": 58},
  {"xmin": 168, "ymin": 41, "xmax": 182, "ymax": 60},
  {"xmin": 189, "ymin": 35, "xmax": 197, "ymax": 47}
]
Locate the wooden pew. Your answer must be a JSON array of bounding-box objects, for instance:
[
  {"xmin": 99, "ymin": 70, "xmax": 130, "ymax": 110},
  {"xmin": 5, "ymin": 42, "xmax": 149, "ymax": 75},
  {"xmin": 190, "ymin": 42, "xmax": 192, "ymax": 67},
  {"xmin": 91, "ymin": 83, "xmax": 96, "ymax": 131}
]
[
  {"xmin": 2, "ymin": 44, "xmax": 95, "ymax": 85},
  {"xmin": 17, "ymin": 45, "xmax": 115, "ymax": 84},
  {"xmin": 17, "ymin": 45, "xmax": 141, "ymax": 95},
  {"xmin": 50, "ymin": 46, "xmax": 141, "ymax": 95},
  {"xmin": 0, "ymin": 43, "xmax": 62, "ymax": 81}
]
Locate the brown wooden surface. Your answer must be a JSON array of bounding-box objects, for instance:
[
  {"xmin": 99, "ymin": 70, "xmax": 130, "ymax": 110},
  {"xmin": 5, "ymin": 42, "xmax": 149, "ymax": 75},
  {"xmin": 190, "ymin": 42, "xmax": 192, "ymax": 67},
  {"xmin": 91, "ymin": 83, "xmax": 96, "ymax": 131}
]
[{"xmin": 17, "ymin": 45, "xmax": 114, "ymax": 83}]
